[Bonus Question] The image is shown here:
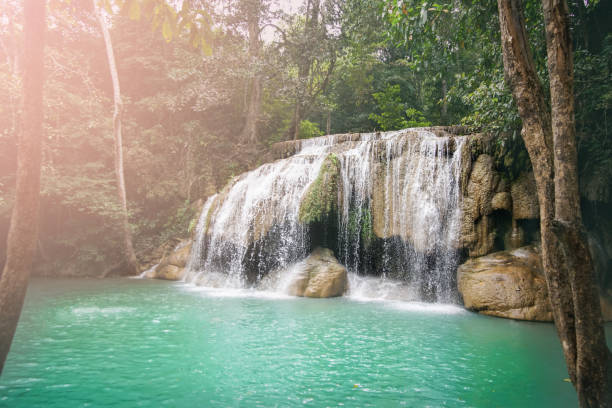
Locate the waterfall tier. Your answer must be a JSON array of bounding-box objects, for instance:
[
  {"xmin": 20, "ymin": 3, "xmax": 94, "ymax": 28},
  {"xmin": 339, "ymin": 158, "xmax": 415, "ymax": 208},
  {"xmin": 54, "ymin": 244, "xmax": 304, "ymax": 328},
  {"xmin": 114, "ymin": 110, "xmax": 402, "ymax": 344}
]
[{"xmin": 184, "ymin": 128, "xmax": 467, "ymax": 302}]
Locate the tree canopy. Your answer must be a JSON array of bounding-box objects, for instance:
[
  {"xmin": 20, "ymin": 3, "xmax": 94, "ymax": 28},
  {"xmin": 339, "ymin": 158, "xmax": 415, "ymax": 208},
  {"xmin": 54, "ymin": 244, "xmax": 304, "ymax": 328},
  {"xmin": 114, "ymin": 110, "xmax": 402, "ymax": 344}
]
[{"xmin": 0, "ymin": 0, "xmax": 609, "ymax": 277}]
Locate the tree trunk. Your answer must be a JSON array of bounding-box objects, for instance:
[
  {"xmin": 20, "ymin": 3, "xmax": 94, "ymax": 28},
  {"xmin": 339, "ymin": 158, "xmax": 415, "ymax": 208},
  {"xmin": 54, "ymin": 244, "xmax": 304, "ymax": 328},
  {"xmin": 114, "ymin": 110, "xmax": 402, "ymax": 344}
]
[
  {"xmin": 242, "ymin": 75, "xmax": 261, "ymax": 144},
  {"xmin": 240, "ymin": 0, "xmax": 262, "ymax": 145},
  {"xmin": 291, "ymin": 103, "xmax": 301, "ymax": 140},
  {"xmin": 441, "ymin": 78, "xmax": 448, "ymax": 124},
  {"xmin": 289, "ymin": 0, "xmax": 320, "ymax": 141},
  {"xmin": 326, "ymin": 110, "xmax": 331, "ymax": 135},
  {"xmin": 95, "ymin": 1, "xmax": 139, "ymax": 276},
  {"xmin": 542, "ymin": 0, "xmax": 610, "ymax": 405},
  {"xmin": 0, "ymin": 0, "xmax": 45, "ymax": 375},
  {"xmin": 497, "ymin": 0, "xmax": 610, "ymax": 405}
]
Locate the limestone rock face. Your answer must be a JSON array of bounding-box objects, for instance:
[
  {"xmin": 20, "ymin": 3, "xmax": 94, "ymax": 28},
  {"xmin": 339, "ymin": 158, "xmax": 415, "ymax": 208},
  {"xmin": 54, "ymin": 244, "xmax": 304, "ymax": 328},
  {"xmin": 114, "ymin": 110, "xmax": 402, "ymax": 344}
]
[
  {"xmin": 148, "ymin": 240, "xmax": 192, "ymax": 281},
  {"xmin": 492, "ymin": 192, "xmax": 512, "ymax": 211},
  {"xmin": 457, "ymin": 246, "xmax": 553, "ymax": 321},
  {"xmin": 460, "ymin": 154, "xmax": 501, "ymax": 257},
  {"xmin": 510, "ymin": 172, "xmax": 539, "ymax": 219},
  {"xmin": 286, "ymin": 248, "xmax": 348, "ymax": 298}
]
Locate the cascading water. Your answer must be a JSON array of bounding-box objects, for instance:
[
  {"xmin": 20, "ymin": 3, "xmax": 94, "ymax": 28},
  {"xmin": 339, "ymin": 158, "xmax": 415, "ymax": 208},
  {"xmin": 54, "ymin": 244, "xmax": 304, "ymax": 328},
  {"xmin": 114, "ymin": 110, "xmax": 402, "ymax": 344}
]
[
  {"xmin": 183, "ymin": 140, "xmax": 332, "ymax": 287},
  {"xmin": 183, "ymin": 129, "xmax": 466, "ymax": 303}
]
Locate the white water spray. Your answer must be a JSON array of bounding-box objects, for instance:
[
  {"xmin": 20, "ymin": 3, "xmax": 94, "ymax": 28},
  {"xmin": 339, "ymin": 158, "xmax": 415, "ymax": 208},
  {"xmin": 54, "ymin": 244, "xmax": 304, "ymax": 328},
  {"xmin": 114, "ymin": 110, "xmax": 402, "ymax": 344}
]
[{"xmin": 184, "ymin": 129, "xmax": 466, "ymax": 302}]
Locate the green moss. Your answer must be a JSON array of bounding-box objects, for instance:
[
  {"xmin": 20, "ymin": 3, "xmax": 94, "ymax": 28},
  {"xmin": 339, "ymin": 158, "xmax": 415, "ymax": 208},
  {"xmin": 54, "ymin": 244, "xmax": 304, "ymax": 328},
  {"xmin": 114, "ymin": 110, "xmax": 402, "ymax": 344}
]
[
  {"xmin": 299, "ymin": 154, "xmax": 341, "ymax": 224},
  {"xmin": 346, "ymin": 207, "xmax": 374, "ymax": 247}
]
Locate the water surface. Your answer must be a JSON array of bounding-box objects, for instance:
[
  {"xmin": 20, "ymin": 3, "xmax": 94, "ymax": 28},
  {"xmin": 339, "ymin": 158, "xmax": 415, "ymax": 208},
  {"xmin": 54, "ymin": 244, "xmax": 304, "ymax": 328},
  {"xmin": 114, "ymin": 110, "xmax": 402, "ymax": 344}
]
[{"xmin": 0, "ymin": 278, "xmax": 589, "ymax": 407}]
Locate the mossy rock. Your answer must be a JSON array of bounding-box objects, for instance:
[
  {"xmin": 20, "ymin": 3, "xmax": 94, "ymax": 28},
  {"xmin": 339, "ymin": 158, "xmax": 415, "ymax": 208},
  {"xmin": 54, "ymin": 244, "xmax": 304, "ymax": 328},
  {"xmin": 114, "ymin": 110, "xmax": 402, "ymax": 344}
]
[{"xmin": 299, "ymin": 154, "xmax": 341, "ymax": 224}]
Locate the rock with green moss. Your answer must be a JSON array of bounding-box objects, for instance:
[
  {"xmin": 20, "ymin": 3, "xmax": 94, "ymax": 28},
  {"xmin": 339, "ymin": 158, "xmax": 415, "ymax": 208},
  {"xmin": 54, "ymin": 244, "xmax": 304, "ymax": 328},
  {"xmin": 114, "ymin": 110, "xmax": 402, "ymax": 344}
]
[{"xmin": 298, "ymin": 154, "xmax": 341, "ymax": 224}]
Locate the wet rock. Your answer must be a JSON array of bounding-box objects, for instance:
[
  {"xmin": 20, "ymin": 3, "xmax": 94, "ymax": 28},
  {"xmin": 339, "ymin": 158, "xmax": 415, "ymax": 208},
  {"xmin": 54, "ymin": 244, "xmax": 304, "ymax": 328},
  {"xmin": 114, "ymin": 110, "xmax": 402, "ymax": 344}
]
[
  {"xmin": 511, "ymin": 172, "xmax": 539, "ymax": 219},
  {"xmin": 166, "ymin": 242, "xmax": 192, "ymax": 268},
  {"xmin": 457, "ymin": 246, "xmax": 552, "ymax": 321},
  {"xmin": 148, "ymin": 240, "xmax": 192, "ymax": 281},
  {"xmin": 286, "ymin": 248, "xmax": 348, "ymax": 298},
  {"xmin": 298, "ymin": 154, "xmax": 341, "ymax": 224},
  {"xmin": 369, "ymin": 136, "xmax": 466, "ymax": 254},
  {"xmin": 154, "ymin": 264, "xmax": 184, "ymax": 281},
  {"xmin": 138, "ymin": 237, "xmax": 182, "ymax": 272}
]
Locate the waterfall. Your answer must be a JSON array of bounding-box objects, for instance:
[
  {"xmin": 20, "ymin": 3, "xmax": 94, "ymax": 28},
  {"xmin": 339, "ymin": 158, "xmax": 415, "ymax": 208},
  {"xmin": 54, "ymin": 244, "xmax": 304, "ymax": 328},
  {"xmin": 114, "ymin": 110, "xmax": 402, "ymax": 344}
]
[{"xmin": 184, "ymin": 129, "xmax": 466, "ymax": 302}]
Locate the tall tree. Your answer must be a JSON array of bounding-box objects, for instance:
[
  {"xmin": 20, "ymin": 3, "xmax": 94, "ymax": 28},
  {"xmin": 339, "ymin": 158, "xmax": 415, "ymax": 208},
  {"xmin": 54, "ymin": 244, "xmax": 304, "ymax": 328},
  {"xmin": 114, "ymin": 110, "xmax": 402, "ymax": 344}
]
[
  {"xmin": 240, "ymin": 0, "xmax": 263, "ymax": 144},
  {"xmin": 286, "ymin": 0, "xmax": 336, "ymax": 140},
  {"xmin": 0, "ymin": 0, "xmax": 45, "ymax": 374},
  {"xmin": 496, "ymin": 0, "xmax": 610, "ymax": 405},
  {"xmin": 94, "ymin": 0, "xmax": 139, "ymax": 276}
]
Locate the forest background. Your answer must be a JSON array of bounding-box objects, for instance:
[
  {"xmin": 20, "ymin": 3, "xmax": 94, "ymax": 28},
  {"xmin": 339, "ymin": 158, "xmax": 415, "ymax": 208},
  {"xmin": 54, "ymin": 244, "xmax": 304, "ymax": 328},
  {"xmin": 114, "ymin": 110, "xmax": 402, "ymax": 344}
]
[{"xmin": 0, "ymin": 0, "xmax": 610, "ymax": 277}]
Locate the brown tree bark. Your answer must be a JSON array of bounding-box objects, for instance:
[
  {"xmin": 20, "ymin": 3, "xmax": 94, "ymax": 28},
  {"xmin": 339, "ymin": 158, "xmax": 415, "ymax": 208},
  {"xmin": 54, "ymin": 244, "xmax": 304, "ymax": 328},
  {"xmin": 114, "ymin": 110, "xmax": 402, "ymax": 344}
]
[
  {"xmin": 289, "ymin": 0, "xmax": 320, "ymax": 141},
  {"xmin": 291, "ymin": 103, "xmax": 302, "ymax": 140},
  {"xmin": 0, "ymin": 0, "xmax": 45, "ymax": 375},
  {"xmin": 240, "ymin": 0, "xmax": 262, "ymax": 145},
  {"xmin": 542, "ymin": 0, "xmax": 610, "ymax": 405},
  {"xmin": 497, "ymin": 0, "xmax": 610, "ymax": 405},
  {"xmin": 94, "ymin": 1, "xmax": 139, "ymax": 276}
]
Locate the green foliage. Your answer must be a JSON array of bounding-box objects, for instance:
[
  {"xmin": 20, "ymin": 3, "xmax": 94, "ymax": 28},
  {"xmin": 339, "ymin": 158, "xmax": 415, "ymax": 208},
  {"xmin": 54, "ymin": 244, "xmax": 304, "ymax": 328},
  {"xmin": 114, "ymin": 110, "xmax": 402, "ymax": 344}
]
[
  {"xmin": 369, "ymin": 85, "xmax": 429, "ymax": 130},
  {"xmin": 369, "ymin": 84, "xmax": 407, "ymax": 130},
  {"xmin": 1, "ymin": 0, "xmax": 610, "ymax": 276},
  {"xmin": 575, "ymin": 34, "xmax": 612, "ymax": 203},
  {"xmin": 449, "ymin": 71, "xmax": 520, "ymax": 134},
  {"xmin": 162, "ymin": 201, "xmax": 198, "ymax": 240},
  {"xmin": 298, "ymin": 120, "xmax": 325, "ymax": 139},
  {"xmin": 405, "ymin": 108, "xmax": 430, "ymax": 128}
]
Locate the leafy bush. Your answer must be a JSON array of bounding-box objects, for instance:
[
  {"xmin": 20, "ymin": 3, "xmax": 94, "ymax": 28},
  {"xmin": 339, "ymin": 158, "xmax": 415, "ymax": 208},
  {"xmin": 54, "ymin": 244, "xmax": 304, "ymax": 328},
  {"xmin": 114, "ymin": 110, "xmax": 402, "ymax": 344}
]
[
  {"xmin": 369, "ymin": 85, "xmax": 430, "ymax": 130},
  {"xmin": 298, "ymin": 120, "xmax": 325, "ymax": 139}
]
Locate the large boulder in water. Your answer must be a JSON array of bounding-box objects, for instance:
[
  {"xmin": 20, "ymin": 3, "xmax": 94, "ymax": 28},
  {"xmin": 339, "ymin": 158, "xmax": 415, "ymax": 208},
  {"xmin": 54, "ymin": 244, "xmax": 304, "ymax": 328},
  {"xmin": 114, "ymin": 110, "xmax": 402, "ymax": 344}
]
[
  {"xmin": 286, "ymin": 248, "xmax": 348, "ymax": 298},
  {"xmin": 458, "ymin": 246, "xmax": 612, "ymax": 322},
  {"xmin": 457, "ymin": 246, "xmax": 553, "ymax": 321}
]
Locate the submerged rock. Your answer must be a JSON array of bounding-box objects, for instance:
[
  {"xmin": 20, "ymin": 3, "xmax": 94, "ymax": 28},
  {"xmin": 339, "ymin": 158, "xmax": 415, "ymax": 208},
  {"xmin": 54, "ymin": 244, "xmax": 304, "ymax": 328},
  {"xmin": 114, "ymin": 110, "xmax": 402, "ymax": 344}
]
[
  {"xmin": 457, "ymin": 246, "xmax": 553, "ymax": 321},
  {"xmin": 286, "ymin": 248, "xmax": 348, "ymax": 298}
]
